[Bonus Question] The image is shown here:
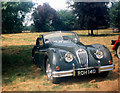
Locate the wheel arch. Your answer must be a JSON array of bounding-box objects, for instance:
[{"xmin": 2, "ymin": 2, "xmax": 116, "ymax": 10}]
[
  {"xmin": 43, "ymin": 48, "xmax": 58, "ymax": 72},
  {"xmin": 91, "ymin": 44, "xmax": 113, "ymax": 61},
  {"xmin": 44, "ymin": 48, "xmax": 62, "ymax": 72}
]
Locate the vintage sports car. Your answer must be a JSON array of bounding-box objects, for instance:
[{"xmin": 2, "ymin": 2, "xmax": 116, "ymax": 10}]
[
  {"xmin": 32, "ymin": 31, "xmax": 115, "ymax": 84},
  {"xmin": 111, "ymin": 35, "xmax": 120, "ymax": 59}
]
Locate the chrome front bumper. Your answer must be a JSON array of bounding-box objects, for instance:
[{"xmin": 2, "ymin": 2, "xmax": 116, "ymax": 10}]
[
  {"xmin": 52, "ymin": 64, "xmax": 115, "ymax": 78},
  {"xmin": 98, "ymin": 64, "xmax": 115, "ymax": 72}
]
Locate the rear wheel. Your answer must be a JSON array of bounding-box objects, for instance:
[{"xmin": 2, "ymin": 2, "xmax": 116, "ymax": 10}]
[
  {"xmin": 32, "ymin": 48, "xmax": 37, "ymax": 65},
  {"xmin": 46, "ymin": 58, "xmax": 61, "ymax": 84},
  {"xmin": 116, "ymin": 45, "xmax": 120, "ymax": 59}
]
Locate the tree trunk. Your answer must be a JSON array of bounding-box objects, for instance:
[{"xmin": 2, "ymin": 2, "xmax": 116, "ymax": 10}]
[
  {"xmin": 91, "ymin": 29, "xmax": 93, "ymax": 36},
  {"xmin": 88, "ymin": 29, "xmax": 89, "ymax": 35}
]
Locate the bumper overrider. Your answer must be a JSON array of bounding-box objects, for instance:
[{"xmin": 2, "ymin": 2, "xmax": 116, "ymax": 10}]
[{"xmin": 52, "ymin": 63, "xmax": 115, "ymax": 78}]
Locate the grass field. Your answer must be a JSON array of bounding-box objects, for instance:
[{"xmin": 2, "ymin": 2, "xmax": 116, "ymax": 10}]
[{"xmin": 2, "ymin": 29, "xmax": 119, "ymax": 91}]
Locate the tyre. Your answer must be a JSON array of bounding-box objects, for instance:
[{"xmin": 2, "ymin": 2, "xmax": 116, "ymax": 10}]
[
  {"xmin": 116, "ymin": 45, "xmax": 120, "ymax": 59},
  {"xmin": 46, "ymin": 58, "xmax": 61, "ymax": 84},
  {"xmin": 99, "ymin": 71, "xmax": 109, "ymax": 78},
  {"xmin": 33, "ymin": 57, "xmax": 37, "ymax": 65}
]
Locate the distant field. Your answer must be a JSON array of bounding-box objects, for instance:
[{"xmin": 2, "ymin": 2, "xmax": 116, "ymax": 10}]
[{"xmin": 2, "ymin": 29, "xmax": 119, "ymax": 91}]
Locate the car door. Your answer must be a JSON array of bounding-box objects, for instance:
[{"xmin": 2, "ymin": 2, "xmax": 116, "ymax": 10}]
[{"xmin": 34, "ymin": 35, "xmax": 46, "ymax": 67}]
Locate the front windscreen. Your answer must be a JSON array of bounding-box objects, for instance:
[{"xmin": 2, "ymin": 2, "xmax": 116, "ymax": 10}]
[{"xmin": 43, "ymin": 31, "xmax": 78, "ymax": 43}]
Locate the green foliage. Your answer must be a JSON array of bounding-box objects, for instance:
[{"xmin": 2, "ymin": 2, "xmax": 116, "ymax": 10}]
[
  {"xmin": 70, "ymin": 2, "xmax": 109, "ymax": 35},
  {"xmin": 32, "ymin": 3, "xmax": 60, "ymax": 32},
  {"xmin": 109, "ymin": 1, "xmax": 120, "ymax": 29},
  {"xmin": 32, "ymin": 3, "xmax": 78, "ymax": 32},
  {"xmin": 2, "ymin": 2, "xmax": 33, "ymax": 33},
  {"xmin": 57, "ymin": 10, "xmax": 77, "ymax": 30}
]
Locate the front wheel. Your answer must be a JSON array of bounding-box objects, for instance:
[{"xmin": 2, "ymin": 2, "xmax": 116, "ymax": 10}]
[
  {"xmin": 116, "ymin": 45, "xmax": 120, "ymax": 59},
  {"xmin": 46, "ymin": 59, "xmax": 61, "ymax": 84}
]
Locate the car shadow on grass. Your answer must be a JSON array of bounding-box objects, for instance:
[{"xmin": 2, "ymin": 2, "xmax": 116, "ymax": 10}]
[
  {"xmin": 59, "ymin": 71, "xmax": 119, "ymax": 85},
  {"xmin": 2, "ymin": 45, "xmax": 45, "ymax": 85}
]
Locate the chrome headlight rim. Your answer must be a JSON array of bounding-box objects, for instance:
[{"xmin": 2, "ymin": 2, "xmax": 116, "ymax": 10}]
[
  {"xmin": 65, "ymin": 52, "xmax": 73, "ymax": 62},
  {"xmin": 94, "ymin": 50, "xmax": 104, "ymax": 59}
]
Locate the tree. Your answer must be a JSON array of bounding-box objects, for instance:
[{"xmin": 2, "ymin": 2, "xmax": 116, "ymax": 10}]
[
  {"xmin": 23, "ymin": 24, "xmax": 36, "ymax": 32},
  {"xmin": 70, "ymin": 2, "xmax": 109, "ymax": 35},
  {"xmin": 32, "ymin": 3, "xmax": 60, "ymax": 32},
  {"xmin": 109, "ymin": 1, "xmax": 120, "ymax": 30},
  {"xmin": 2, "ymin": 2, "xmax": 33, "ymax": 34},
  {"xmin": 57, "ymin": 10, "xmax": 77, "ymax": 30}
]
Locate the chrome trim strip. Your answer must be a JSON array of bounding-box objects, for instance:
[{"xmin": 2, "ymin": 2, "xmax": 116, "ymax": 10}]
[
  {"xmin": 53, "ymin": 72, "xmax": 72, "ymax": 75},
  {"xmin": 53, "ymin": 74, "xmax": 73, "ymax": 78},
  {"xmin": 100, "ymin": 68, "xmax": 114, "ymax": 72},
  {"xmin": 52, "ymin": 70, "xmax": 73, "ymax": 75},
  {"xmin": 100, "ymin": 64, "xmax": 115, "ymax": 69},
  {"xmin": 99, "ymin": 64, "xmax": 115, "ymax": 73},
  {"xmin": 76, "ymin": 67, "xmax": 95, "ymax": 70},
  {"xmin": 52, "ymin": 70, "xmax": 73, "ymax": 77},
  {"xmin": 100, "ymin": 66, "xmax": 114, "ymax": 70}
]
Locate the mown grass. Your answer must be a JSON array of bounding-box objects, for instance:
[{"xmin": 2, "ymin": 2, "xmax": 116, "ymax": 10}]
[
  {"xmin": 82, "ymin": 83, "xmax": 98, "ymax": 88},
  {"xmin": 2, "ymin": 45, "xmax": 36, "ymax": 85},
  {"xmin": 2, "ymin": 29, "xmax": 119, "ymax": 91}
]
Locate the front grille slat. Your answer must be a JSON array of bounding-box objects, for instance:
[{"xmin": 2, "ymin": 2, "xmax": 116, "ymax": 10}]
[{"xmin": 77, "ymin": 49, "xmax": 88, "ymax": 67}]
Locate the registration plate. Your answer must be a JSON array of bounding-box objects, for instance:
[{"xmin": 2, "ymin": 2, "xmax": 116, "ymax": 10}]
[{"xmin": 77, "ymin": 69, "xmax": 96, "ymax": 76}]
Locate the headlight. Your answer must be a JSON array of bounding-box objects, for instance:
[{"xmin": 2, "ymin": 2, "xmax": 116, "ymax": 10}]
[
  {"xmin": 65, "ymin": 52, "xmax": 73, "ymax": 62},
  {"xmin": 94, "ymin": 50, "xmax": 103, "ymax": 59}
]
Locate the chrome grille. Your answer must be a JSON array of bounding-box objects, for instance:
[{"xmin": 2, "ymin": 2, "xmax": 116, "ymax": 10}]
[{"xmin": 76, "ymin": 49, "xmax": 88, "ymax": 67}]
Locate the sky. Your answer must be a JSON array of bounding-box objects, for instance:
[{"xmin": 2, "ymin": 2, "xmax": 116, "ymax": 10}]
[
  {"xmin": 23, "ymin": 0, "xmax": 67, "ymax": 26},
  {"xmin": 24, "ymin": 0, "xmax": 118, "ymax": 26},
  {"xmin": 23, "ymin": 0, "xmax": 69, "ymax": 26},
  {"xmin": 33, "ymin": 0, "xmax": 68, "ymax": 10}
]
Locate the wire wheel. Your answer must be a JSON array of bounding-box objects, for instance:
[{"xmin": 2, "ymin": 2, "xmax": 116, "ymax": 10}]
[
  {"xmin": 45, "ymin": 58, "xmax": 61, "ymax": 84},
  {"xmin": 46, "ymin": 60, "xmax": 53, "ymax": 81}
]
